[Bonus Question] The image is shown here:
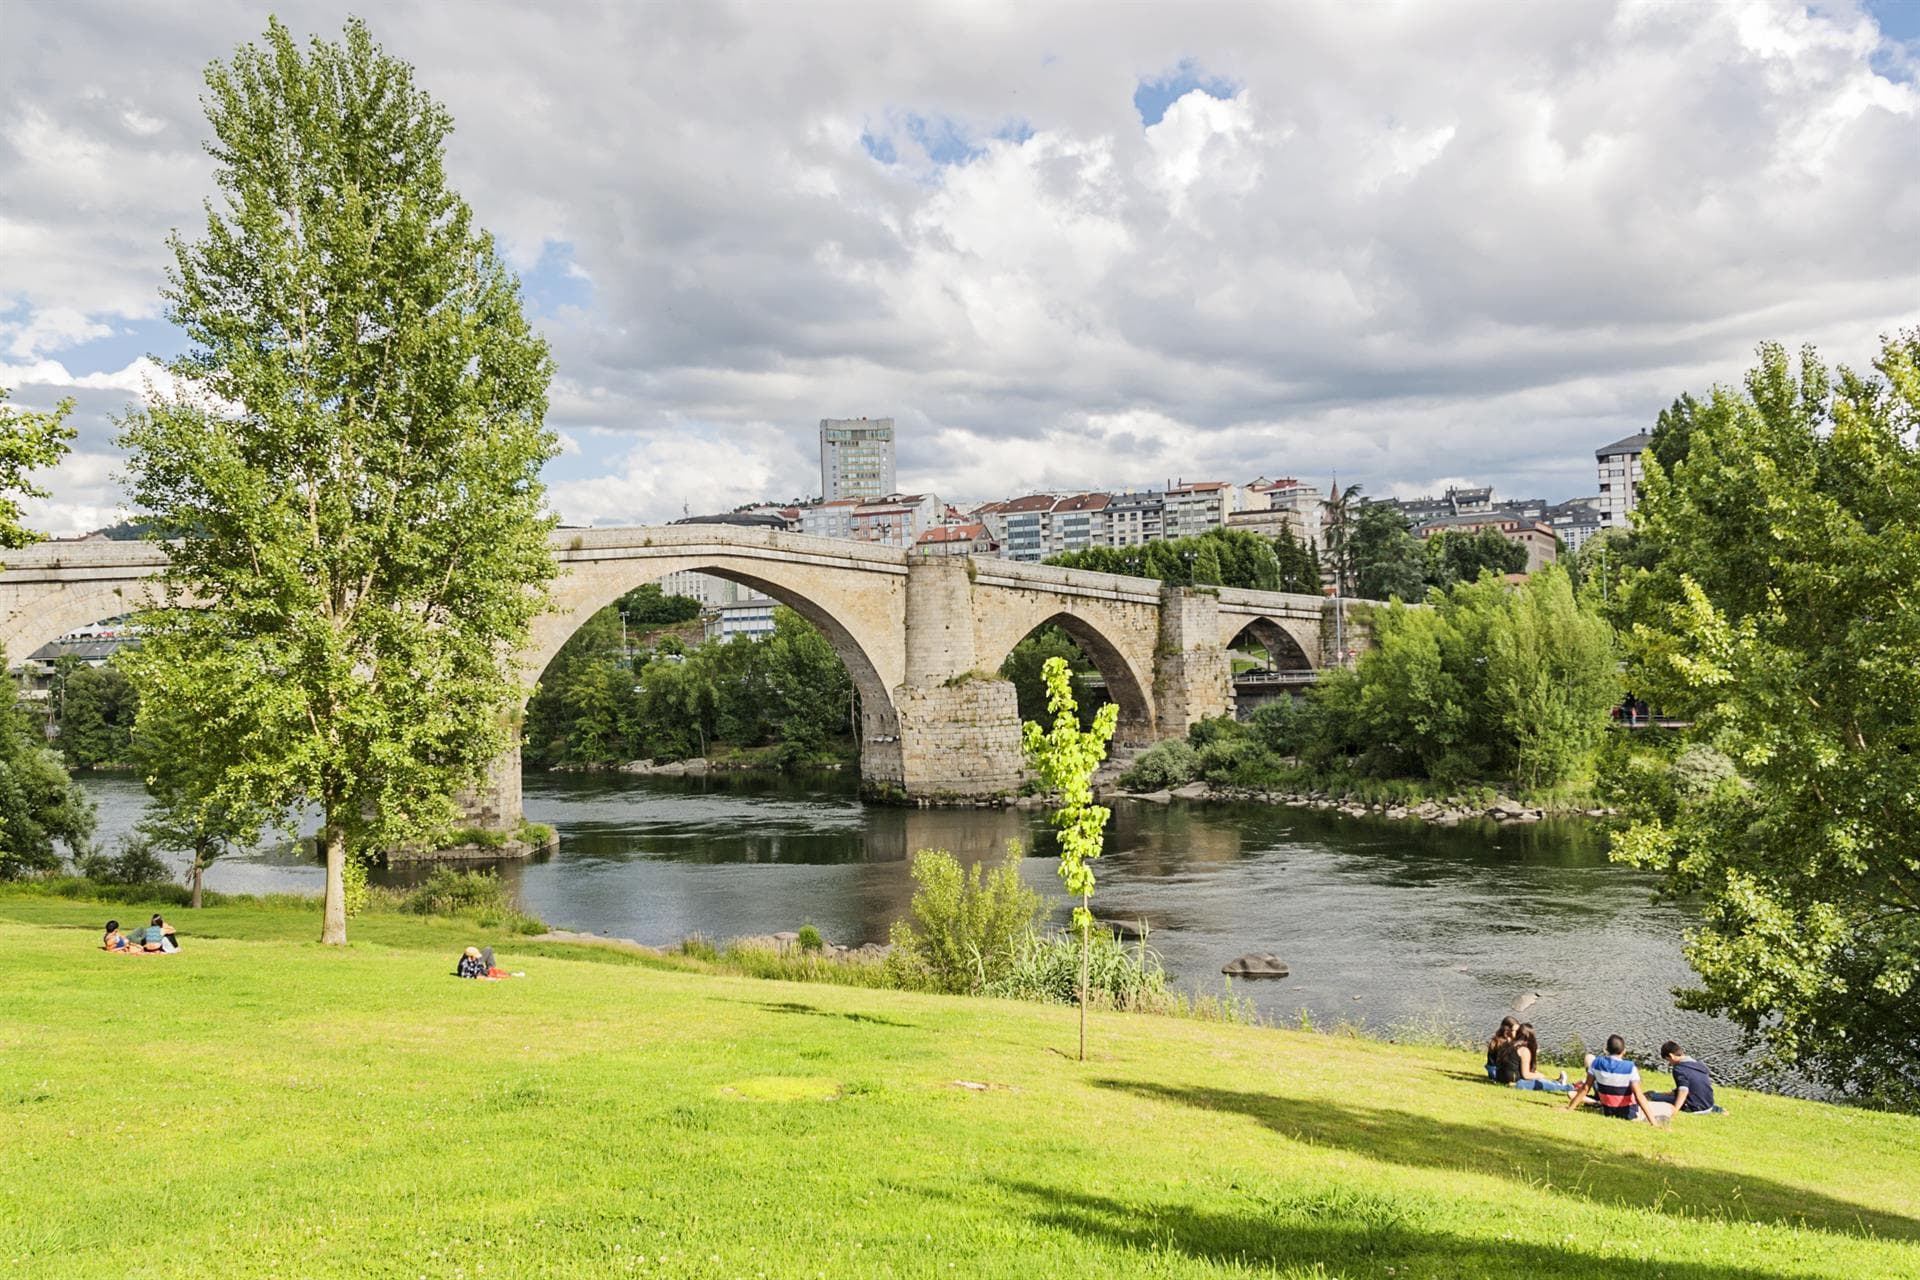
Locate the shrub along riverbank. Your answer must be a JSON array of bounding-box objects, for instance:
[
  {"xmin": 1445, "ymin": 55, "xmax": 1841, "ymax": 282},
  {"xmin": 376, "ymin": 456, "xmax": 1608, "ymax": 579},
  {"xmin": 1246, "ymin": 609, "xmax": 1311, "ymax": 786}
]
[
  {"xmin": 1116, "ymin": 567, "xmax": 1620, "ymax": 822},
  {"xmin": 4, "ymin": 890, "xmax": 1919, "ymax": 1279}
]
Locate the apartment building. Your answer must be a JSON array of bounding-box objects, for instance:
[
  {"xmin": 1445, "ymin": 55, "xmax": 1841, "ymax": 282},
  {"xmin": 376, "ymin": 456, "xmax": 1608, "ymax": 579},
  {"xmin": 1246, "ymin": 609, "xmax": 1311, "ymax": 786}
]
[
  {"xmin": 1415, "ymin": 512, "xmax": 1560, "ymax": 573},
  {"xmin": 1045, "ymin": 492, "xmax": 1111, "ymax": 556},
  {"xmin": 1162, "ymin": 481, "xmax": 1239, "ymax": 540},
  {"xmin": 993, "ymin": 494, "xmax": 1059, "ymax": 562},
  {"xmin": 1596, "ymin": 432, "xmax": 1651, "ymax": 528},
  {"xmin": 819, "ymin": 417, "xmax": 896, "ymax": 501},
  {"xmin": 1104, "ymin": 491, "xmax": 1164, "ymax": 547},
  {"xmin": 914, "ymin": 522, "xmax": 994, "ymax": 557}
]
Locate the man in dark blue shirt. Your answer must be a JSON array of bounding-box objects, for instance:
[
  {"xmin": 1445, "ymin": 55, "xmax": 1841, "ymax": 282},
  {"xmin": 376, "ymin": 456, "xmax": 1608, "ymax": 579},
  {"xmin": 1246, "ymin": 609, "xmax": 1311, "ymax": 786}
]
[{"xmin": 1648, "ymin": 1040, "xmax": 1724, "ymax": 1115}]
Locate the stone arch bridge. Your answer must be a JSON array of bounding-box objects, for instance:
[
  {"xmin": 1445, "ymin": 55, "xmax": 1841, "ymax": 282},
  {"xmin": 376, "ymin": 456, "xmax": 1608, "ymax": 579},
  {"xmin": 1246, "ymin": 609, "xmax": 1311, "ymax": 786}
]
[{"xmin": 0, "ymin": 525, "xmax": 1373, "ymax": 823}]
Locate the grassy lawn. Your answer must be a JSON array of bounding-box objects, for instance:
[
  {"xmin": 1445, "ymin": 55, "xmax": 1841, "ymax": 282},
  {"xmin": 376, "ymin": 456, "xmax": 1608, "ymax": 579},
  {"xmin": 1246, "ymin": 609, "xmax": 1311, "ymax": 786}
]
[{"xmin": 3, "ymin": 897, "xmax": 1918, "ymax": 1279}]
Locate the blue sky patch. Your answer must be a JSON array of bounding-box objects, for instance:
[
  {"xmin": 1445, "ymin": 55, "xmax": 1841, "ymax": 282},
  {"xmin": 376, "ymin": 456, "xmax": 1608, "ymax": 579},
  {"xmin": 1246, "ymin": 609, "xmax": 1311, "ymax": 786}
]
[
  {"xmin": 520, "ymin": 240, "xmax": 594, "ymax": 317},
  {"xmin": 1134, "ymin": 59, "xmax": 1238, "ymax": 126}
]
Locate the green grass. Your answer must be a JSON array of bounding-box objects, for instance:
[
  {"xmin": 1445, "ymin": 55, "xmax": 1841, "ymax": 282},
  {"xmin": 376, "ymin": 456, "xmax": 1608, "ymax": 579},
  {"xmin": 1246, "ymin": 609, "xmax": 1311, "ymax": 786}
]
[{"xmin": 3, "ymin": 897, "xmax": 1919, "ymax": 1279}]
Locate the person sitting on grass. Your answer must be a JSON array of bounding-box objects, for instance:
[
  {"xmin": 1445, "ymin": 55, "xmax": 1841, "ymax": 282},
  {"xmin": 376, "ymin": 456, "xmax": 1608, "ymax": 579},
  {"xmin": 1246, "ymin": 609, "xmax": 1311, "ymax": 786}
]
[
  {"xmin": 1567, "ymin": 1034, "xmax": 1670, "ymax": 1126},
  {"xmin": 1648, "ymin": 1041, "xmax": 1726, "ymax": 1116},
  {"xmin": 146, "ymin": 914, "xmax": 179, "ymax": 953},
  {"xmin": 455, "ymin": 946, "xmax": 490, "ymax": 979},
  {"xmin": 102, "ymin": 920, "xmax": 133, "ymax": 952},
  {"xmin": 1485, "ymin": 1016, "xmax": 1519, "ymax": 1080},
  {"xmin": 1509, "ymin": 1023, "xmax": 1573, "ymax": 1093}
]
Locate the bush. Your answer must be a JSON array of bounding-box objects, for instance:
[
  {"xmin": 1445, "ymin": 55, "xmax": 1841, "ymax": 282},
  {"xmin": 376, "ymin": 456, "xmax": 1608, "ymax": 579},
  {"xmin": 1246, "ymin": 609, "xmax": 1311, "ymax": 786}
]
[
  {"xmin": 1186, "ymin": 715, "xmax": 1247, "ymax": 749},
  {"xmin": 796, "ymin": 923, "xmax": 824, "ymax": 953},
  {"xmin": 1117, "ymin": 740, "xmax": 1198, "ymax": 791},
  {"xmin": 390, "ymin": 868, "xmax": 545, "ymax": 934},
  {"xmin": 1249, "ymin": 698, "xmax": 1314, "ymax": 756},
  {"xmin": 1195, "ymin": 737, "xmax": 1263, "ymax": 786},
  {"xmin": 7, "ymin": 876, "xmax": 194, "ymax": 906},
  {"xmin": 983, "ymin": 926, "xmax": 1184, "ymax": 1013},
  {"xmin": 884, "ymin": 844, "xmax": 1043, "ymax": 995},
  {"xmin": 75, "ymin": 836, "xmax": 171, "ymax": 886}
]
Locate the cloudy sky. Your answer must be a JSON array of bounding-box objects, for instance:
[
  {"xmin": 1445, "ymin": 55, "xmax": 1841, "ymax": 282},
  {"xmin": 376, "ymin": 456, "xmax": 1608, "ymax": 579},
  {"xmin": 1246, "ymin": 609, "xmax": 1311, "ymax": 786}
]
[{"xmin": 3, "ymin": 0, "xmax": 1917, "ymax": 534}]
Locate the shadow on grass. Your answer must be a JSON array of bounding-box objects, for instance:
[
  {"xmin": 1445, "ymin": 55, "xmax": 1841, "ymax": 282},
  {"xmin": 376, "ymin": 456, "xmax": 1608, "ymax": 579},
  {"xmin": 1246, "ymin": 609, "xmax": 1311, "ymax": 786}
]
[
  {"xmin": 757, "ymin": 1000, "xmax": 916, "ymax": 1028},
  {"xmin": 994, "ymin": 1179, "xmax": 1809, "ymax": 1280},
  {"xmin": 1095, "ymin": 1080, "xmax": 1920, "ymax": 1243}
]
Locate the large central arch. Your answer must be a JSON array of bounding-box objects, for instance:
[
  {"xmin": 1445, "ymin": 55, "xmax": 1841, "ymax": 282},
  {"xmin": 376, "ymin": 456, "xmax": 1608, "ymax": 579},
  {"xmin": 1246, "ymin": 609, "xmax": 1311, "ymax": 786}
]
[{"xmin": 522, "ymin": 529, "xmax": 911, "ymax": 787}]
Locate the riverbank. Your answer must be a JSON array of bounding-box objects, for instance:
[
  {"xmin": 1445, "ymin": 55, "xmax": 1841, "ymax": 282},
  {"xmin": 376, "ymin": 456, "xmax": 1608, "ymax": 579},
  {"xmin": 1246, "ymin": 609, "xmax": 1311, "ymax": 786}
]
[
  {"xmin": 1104, "ymin": 779, "xmax": 1611, "ymax": 825},
  {"xmin": 3, "ymin": 899, "xmax": 1916, "ymax": 1279}
]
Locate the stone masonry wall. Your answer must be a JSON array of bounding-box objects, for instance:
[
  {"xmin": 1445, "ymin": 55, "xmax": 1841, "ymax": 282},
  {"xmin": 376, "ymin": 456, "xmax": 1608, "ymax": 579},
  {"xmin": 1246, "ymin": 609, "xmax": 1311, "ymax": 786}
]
[
  {"xmin": 1153, "ymin": 585, "xmax": 1233, "ymax": 734},
  {"xmin": 892, "ymin": 677, "xmax": 1026, "ymax": 801}
]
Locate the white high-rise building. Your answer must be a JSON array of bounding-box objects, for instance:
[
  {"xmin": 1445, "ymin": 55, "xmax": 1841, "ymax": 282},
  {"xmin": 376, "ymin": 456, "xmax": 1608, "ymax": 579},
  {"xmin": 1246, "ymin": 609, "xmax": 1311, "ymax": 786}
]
[
  {"xmin": 1595, "ymin": 432, "xmax": 1651, "ymax": 528},
  {"xmin": 819, "ymin": 417, "xmax": 896, "ymax": 502}
]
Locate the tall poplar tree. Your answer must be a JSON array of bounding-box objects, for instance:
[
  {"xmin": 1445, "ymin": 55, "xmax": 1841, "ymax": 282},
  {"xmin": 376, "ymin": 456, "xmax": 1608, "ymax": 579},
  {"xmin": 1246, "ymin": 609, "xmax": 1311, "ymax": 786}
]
[
  {"xmin": 0, "ymin": 387, "xmax": 75, "ymax": 555},
  {"xmin": 119, "ymin": 18, "xmax": 557, "ymax": 943}
]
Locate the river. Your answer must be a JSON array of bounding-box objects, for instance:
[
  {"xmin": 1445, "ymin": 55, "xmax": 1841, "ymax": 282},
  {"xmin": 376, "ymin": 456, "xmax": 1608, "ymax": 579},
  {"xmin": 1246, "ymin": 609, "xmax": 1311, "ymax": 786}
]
[{"xmin": 73, "ymin": 769, "xmax": 1768, "ymax": 1088}]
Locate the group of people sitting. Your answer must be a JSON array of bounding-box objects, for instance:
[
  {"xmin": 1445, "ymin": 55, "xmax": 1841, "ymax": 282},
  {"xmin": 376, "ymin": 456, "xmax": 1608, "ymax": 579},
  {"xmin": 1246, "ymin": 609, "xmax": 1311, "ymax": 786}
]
[
  {"xmin": 102, "ymin": 916, "xmax": 179, "ymax": 954},
  {"xmin": 1485, "ymin": 1017, "xmax": 1724, "ymax": 1125}
]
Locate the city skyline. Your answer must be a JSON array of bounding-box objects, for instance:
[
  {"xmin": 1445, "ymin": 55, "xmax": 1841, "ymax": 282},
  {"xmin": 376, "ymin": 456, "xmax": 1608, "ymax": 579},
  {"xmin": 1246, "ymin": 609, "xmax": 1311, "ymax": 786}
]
[{"xmin": 3, "ymin": 1, "xmax": 1917, "ymax": 536}]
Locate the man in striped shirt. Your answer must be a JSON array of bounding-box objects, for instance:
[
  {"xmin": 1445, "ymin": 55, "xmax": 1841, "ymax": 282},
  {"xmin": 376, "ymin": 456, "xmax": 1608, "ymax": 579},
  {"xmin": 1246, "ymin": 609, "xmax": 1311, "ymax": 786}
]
[{"xmin": 1567, "ymin": 1034, "xmax": 1670, "ymax": 1126}]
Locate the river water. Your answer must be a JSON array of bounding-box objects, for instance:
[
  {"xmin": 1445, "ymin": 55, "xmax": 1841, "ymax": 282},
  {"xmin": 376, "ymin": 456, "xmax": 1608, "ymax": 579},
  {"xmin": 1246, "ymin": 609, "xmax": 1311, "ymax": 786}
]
[{"xmin": 73, "ymin": 769, "xmax": 1767, "ymax": 1087}]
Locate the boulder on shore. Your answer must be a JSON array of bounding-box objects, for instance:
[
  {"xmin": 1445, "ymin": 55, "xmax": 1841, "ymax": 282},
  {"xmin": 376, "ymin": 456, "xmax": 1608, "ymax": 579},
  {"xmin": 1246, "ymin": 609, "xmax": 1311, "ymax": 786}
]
[
  {"xmin": 1221, "ymin": 952, "xmax": 1291, "ymax": 978},
  {"xmin": 1171, "ymin": 781, "xmax": 1211, "ymax": 801}
]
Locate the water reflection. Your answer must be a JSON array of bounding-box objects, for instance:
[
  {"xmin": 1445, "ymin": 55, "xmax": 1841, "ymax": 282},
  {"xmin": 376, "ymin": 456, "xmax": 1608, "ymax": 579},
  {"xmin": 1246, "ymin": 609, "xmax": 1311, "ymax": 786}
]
[{"xmin": 72, "ymin": 769, "xmax": 1778, "ymax": 1091}]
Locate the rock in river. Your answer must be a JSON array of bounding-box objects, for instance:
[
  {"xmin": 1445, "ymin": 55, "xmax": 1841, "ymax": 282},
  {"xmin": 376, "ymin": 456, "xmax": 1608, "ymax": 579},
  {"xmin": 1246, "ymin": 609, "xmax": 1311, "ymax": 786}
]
[
  {"xmin": 1511, "ymin": 990, "xmax": 1540, "ymax": 1013},
  {"xmin": 1221, "ymin": 952, "xmax": 1291, "ymax": 978}
]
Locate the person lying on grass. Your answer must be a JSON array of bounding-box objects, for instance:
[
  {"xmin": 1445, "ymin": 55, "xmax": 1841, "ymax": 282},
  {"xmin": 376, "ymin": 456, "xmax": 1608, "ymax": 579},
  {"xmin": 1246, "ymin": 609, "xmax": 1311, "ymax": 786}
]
[
  {"xmin": 102, "ymin": 920, "xmax": 132, "ymax": 952},
  {"xmin": 1567, "ymin": 1033, "xmax": 1670, "ymax": 1126},
  {"xmin": 455, "ymin": 946, "xmax": 491, "ymax": 979}
]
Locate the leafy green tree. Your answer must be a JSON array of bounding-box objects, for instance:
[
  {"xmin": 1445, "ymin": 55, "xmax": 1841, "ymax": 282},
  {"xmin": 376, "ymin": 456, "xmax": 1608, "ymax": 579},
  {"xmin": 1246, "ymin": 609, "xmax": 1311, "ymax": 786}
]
[
  {"xmin": 1647, "ymin": 393, "xmax": 1701, "ymax": 475},
  {"xmin": 1021, "ymin": 655, "xmax": 1119, "ymax": 1061},
  {"xmin": 130, "ymin": 697, "xmax": 267, "ymax": 907},
  {"xmin": 1272, "ymin": 525, "xmax": 1322, "ymax": 593},
  {"xmin": 1313, "ymin": 567, "xmax": 1615, "ymax": 788},
  {"xmin": 1349, "ymin": 503, "xmax": 1426, "ymax": 601},
  {"xmin": 1047, "ymin": 527, "xmax": 1280, "ymax": 590},
  {"xmin": 0, "ymin": 388, "xmax": 75, "ymax": 555},
  {"xmin": 51, "ymin": 660, "xmax": 139, "ymax": 768},
  {"xmin": 1000, "ymin": 625, "xmax": 1111, "ymax": 730},
  {"xmin": 1611, "ymin": 334, "xmax": 1920, "ymax": 1108},
  {"xmin": 617, "ymin": 583, "xmax": 701, "ymax": 627},
  {"xmin": 118, "ymin": 18, "xmax": 557, "ymax": 944},
  {"xmin": 762, "ymin": 607, "xmax": 852, "ymax": 756},
  {"xmin": 0, "ymin": 643, "xmax": 96, "ymax": 877},
  {"xmin": 1423, "ymin": 527, "xmax": 1526, "ymax": 589}
]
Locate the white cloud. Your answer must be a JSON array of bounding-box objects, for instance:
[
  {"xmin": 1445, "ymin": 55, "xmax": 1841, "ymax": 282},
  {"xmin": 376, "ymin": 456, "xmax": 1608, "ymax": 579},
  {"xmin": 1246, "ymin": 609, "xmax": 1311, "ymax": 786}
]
[{"xmin": 1, "ymin": 0, "xmax": 1916, "ymax": 537}]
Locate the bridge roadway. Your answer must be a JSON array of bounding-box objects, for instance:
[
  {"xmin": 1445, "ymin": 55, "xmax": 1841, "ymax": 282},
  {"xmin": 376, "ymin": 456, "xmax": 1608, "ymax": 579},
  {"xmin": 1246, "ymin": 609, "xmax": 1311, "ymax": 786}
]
[{"xmin": 0, "ymin": 525, "xmax": 1374, "ymax": 817}]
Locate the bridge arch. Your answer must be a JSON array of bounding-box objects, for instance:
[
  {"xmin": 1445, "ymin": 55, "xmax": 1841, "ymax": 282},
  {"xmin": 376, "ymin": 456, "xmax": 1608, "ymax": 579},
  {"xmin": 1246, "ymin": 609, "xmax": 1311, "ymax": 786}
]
[
  {"xmin": 1227, "ymin": 615, "xmax": 1316, "ymax": 673},
  {"xmin": 974, "ymin": 608, "xmax": 1156, "ymax": 748},
  {"xmin": 526, "ymin": 529, "xmax": 911, "ymax": 787}
]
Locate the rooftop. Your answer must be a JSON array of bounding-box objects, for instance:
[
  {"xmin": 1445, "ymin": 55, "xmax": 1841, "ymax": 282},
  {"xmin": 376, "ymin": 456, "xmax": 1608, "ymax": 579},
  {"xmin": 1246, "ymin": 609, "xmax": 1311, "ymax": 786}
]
[{"xmin": 1596, "ymin": 431, "xmax": 1653, "ymax": 459}]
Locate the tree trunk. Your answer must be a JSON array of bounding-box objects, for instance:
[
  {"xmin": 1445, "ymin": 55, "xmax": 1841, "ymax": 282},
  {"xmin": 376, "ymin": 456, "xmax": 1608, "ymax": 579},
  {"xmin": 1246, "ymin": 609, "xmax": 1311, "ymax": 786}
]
[
  {"xmin": 321, "ymin": 826, "xmax": 348, "ymax": 945},
  {"xmin": 190, "ymin": 860, "xmax": 204, "ymax": 910},
  {"xmin": 1078, "ymin": 900, "xmax": 1090, "ymax": 1063}
]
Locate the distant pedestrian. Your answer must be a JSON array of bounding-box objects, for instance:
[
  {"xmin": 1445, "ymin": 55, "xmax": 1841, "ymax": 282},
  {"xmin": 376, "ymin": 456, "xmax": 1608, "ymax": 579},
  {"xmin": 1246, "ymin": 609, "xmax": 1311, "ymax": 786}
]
[
  {"xmin": 1648, "ymin": 1041, "xmax": 1725, "ymax": 1116},
  {"xmin": 1568, "ymin": 1034, "xmax": 1669, "ymax": 1125}
]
